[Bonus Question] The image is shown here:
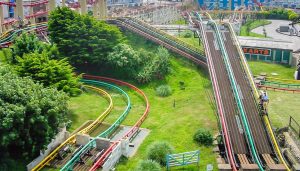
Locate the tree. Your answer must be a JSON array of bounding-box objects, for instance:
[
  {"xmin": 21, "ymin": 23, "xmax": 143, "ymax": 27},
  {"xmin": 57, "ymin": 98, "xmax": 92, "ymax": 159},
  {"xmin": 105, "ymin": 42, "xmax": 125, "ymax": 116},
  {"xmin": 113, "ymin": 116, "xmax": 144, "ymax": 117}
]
[
  {"xmin": 135, "ymin": 160, "xmax": 161, "ymax": 171},
  {"xmin": 151, "ymin": 47, "xmax": 170, "ymax": 79},
  {"xmin": 106, "ymin": 43, "xmax": 142, "ymax": 77},
  {"xmin": 48, "ymin": 7, "xmax": 123, "ymax": 65},
  {"xmin": 15, "ymin": 52, "xmax": 81, "ymax": 96},
  {"xmin": 0, "ymin": 65, "xmax": 70, "ymax": 159},
  {"xmin": 11, "ymin": 33, "xmax": 59, "ymax": 63}
]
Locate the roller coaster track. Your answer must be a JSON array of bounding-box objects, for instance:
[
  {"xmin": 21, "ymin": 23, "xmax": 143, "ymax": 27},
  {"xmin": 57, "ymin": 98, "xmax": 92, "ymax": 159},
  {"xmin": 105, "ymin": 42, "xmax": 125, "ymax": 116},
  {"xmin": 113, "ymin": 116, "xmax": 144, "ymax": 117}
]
[
  {"xmin": 0, "ymin": 23, "xmax": 48, "ymax": 47},
  {"xmin": 109, "ymin": 18, "xmax": 207, "ymax": 66},
  {"xmin": 32, "ymin": 80, "xmax": 131, "ymax": 171},
  {"xmin": 193, "ymin": 12, "xmax": 237, "ymax": 171},
  {"xmin": 226, "ymin": 22, "xmax": 290, "ymax": 171},
  {"xmin": 78, "ymin": 75, "xmax": 150, "ymax": 171},
  {"xmin": 60, "ymin": 79, "xmax": 132, "ymax": 170}
]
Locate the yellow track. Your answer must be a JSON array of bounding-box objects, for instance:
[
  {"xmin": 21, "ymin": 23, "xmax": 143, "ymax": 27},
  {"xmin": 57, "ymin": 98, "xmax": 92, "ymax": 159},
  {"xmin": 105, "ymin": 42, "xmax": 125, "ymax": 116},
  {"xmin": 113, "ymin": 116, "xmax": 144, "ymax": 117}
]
[
  {"xmin": 226, "ymin": 22, "xmax": 290, "ymax": 171},
  {"xmin": 31, "ymin": 85, "xmax": 113, "ymax": 171},
  {"xmin": 266, "ymin": 77, "xmax": 300, "ymax": 84}
]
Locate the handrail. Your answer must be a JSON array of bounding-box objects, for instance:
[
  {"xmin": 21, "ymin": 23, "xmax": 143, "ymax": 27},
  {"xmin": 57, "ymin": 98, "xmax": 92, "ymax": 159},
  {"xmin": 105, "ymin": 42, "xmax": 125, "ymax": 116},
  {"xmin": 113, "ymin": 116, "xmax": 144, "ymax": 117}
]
[
  {"xmin": 121, "ymin": 18, "xmax": 206, "ymax": 62},
  {"xmin": 206, "ymin": 13, "xmax": 264, "ymax": 171},
  {"xmin": 128, "ymin": 17, "xmax": 205, "ymax": 55},
  {"xmin": 261, "ymin": 81, "xmax": 300, "ymax": 88},
  {"xmin": 85, "ymin": 75, "xmax": 150, "ymax": 171},
  {"xmin": 61, "ymin": 79, "xmax": 131, "ymax": 171},
  {"xmin": 194, "ymin": 12, "xmax": 237, "ymax": 171},
  {"xmin": 31, "ymin": 85, "xmax": 114, "ymax": 171},
  {"xmin": 266, "ymin": 77, "xmax": 300, "ymax": 84},
  {"xmin": 226, "ymin": 22, "xmax": 291, "ymax": 171}
]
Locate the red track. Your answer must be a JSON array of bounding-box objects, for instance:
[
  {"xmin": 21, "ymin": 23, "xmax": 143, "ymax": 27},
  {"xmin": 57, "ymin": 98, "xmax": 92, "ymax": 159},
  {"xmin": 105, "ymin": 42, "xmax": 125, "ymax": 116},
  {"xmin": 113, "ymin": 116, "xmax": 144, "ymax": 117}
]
[
  {"xmin": 25, "ymin": 11, "xmax": 48, "ymax": 19},
  {"xmin": 81, "ymin": 75, "xmax": 150, "ymax": 171},
  {"xmin": 23, "ymin": 0, "xmax": 49, "ymax": 7},
  {"xmin": 0, "ymin": 2, "xmax": 16, "ymax": 6},
  {"xmin": 196, "ymin": 20, "xmax": 238, "ymax": 171}
]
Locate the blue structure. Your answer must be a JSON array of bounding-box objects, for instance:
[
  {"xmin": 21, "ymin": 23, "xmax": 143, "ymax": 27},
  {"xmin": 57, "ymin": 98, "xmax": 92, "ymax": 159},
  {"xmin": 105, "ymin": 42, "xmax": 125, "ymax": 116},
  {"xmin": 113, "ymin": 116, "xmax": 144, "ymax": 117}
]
[
  {"xmin": 9, "ymin": 0, "xmax": 15, "ymax": 18},
  {"xmin": 197, "ymin": 0, "xmax": 274, "ymax": 10}
]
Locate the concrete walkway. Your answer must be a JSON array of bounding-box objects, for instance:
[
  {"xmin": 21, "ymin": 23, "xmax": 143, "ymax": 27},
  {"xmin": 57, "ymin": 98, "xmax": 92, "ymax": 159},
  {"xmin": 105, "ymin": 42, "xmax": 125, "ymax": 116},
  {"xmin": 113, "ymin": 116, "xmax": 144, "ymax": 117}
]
[{"xmin": 251, "ymin": 20, "xmax": 300, "ymax": 51}]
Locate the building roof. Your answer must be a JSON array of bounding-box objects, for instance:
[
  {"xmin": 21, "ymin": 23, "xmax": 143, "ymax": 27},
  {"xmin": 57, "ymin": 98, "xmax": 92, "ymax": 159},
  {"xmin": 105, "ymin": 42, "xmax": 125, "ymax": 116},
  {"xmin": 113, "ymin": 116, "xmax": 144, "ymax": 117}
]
[{"xmin": 237, "ymin": 36, "xmax": 294, "ymax": 51}]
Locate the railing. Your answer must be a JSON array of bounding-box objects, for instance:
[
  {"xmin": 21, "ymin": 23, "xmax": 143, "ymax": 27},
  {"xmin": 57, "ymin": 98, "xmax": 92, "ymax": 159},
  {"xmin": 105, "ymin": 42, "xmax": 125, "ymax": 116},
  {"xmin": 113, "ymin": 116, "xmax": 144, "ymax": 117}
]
[
  {"xmin": 87, "ymin": 75, "xmax": 150, "ymax": 171},
  {"xmin": 226, "ymin": 22, "xmax": 291, "ymax": 171},
  {"xmin": 31, "ymin": 84, "xmax": 114, "ymax": 171},
  {"xmin": 261, "ymin": 81, "xmax": 300, "ymax": 89},
  {"xmin": 61, "ymin": 79, "xmax": 131, "ymax": 171},
  {"xmin": 206, "ymin": 13, "xmax": 264, "ymax": 171},
  {"xmin": 194, "ymin": 12, "xmax": 238, "ymax": 171},
  {"xmin": 120, "ymin": 18, "xmax": 206, "ymax": 63},
  {"xmin": 289, "ymin": 116, "xmax": 300, "ymax": 138}
]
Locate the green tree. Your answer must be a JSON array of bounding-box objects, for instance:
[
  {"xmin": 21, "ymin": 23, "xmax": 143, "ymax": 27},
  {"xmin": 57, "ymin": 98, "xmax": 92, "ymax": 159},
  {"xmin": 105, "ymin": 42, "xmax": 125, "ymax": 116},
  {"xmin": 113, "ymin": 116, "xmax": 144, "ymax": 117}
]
[
  {"xmin": 15, "ymin": 52, "xmax": 81, "ymax": 96},
  {"xmin": 0, "ymin": 65, "xmax": 69, "ymax": 159},
  {"xmin": 151, "ymin": 47, "xmax": 170, "ymax": 79},
  {"xmin": 48, "ymin": 7, "xmax": 123, "ymax": 65},
  {"xmin": 11, "ymin": 33, "xmax": 59, "ymax": 63}
]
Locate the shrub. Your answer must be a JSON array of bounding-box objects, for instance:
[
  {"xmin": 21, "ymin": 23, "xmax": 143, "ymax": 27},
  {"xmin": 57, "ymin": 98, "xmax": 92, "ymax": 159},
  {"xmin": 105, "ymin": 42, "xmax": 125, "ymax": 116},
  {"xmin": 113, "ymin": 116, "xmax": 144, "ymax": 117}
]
[
  {"xmin": 182, "ymin": 31, "xmax": 192, "ymax": 38},
  {"xmin": 146, "ymin": 141, "xmax": 174, "ymax": 165},
  {"xmin": 156, "ymin": 85, "xmax": 172, "ymax": 97},
  {"xmin": 135, "ymin": 160, "xmax": 161, "ymax": 171},
  {"xmin": 193, "ymin": 128, "xmax": 214, "ymax": 146}
]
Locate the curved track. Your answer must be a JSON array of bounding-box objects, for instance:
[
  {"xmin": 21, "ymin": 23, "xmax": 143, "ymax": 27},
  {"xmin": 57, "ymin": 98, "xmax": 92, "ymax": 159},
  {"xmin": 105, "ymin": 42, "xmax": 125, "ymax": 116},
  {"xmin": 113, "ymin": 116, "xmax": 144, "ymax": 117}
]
[
  {"xmin": 79, "ymin": 75, "xmax": 150, "ymax": 171},
  {"xmin": 0, "ymin": 23, "xmax": 48, "ymax": 47},
  {"xmin": 32, "ymin": 80, "xmax": 131, "ymax": 171},
  {"xmin": 61, "ymin": 79, "xmax": 132, "ymax": 171}
]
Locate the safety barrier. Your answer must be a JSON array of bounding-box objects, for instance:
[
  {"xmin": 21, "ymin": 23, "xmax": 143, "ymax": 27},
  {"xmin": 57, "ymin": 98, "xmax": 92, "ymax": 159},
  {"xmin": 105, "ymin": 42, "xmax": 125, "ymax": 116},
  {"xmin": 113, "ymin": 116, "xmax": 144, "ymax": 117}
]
[
  {"xmin": 226, "ymin": 22, "xmax": 291, "ymax": 171},
  {"xmin": 207, "ymin": 13, "xmax": 264, "ymax": 171},
  {"xmin": 266, "ymin": 77, "xmax": 300, "ymax": 84},
  {"xmin": 261, "ymin": 81, "xmax": 300, "ymax": 89},
  {"xmin": 31, "ymin": 84, "xmax": 114, "ymax": 171},
  {"xmin": 194, "ymin": 12, "xmax": 237, "ymax": 171},
  {"xmin": 61, "ymin": 79, "xmax": 131, "ymax": 171},
  {"xmin": 289, "ymin": 116, "xmax": 300, "ymax": 138},
  {"xmin": 84, "ymin": 75, "xmax": 150, "ymax": 171}
]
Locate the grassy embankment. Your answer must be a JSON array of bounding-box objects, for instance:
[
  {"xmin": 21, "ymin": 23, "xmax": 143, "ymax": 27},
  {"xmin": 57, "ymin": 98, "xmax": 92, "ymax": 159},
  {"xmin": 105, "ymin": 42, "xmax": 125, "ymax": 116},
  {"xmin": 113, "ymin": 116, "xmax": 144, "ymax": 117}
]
[{"xmin": 240, "ymin": 20, "xmax": 272, "ymax": 38}]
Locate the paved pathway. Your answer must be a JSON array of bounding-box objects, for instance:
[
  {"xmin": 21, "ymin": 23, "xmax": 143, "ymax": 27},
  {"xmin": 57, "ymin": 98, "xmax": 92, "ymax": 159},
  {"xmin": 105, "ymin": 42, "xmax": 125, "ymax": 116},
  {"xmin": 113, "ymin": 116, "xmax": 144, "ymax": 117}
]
[{"xmin": 252, "ymin": 20, "xmax": 300, "ymax": 51}]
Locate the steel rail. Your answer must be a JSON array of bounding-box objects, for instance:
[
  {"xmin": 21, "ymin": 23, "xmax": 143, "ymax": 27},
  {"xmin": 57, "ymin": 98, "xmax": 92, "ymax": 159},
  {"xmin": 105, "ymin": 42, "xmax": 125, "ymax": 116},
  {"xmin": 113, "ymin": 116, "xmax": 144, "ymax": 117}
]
[
  {"xmin": 226, "ymin": 22, "xmax": 291, "ymax": 170},
  {"xmin": 194, "ymin": 12, "xmax": 237, "ymax": 171},
  {"xmin": 206, "ymin": 13, "xmax": 264, "ymax": 171},
  {"xmin": 61, "ymin": 79, "xmax": 131, "ymax": 171},
  {"xmin": 32, "ymin": 83, "xmax": 115, "ymax": 171},
  {"xmin": 83, "ymin": 75, "xmax": 150, "ymax": 171}
]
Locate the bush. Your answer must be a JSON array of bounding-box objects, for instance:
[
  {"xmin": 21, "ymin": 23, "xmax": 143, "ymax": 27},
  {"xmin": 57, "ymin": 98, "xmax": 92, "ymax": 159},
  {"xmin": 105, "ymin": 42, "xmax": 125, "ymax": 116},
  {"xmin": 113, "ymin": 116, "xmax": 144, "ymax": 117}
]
[
  {"xmin": 182, "ymin": 31, "xmax": 192, "ymax": 38},
  {"xmin": 156, "ymin": 85, "xmax": 172, "ymax": 97},
  {"xmin": 193, "ymin": 128, "xmax": 214, "ymax": 146},
  {"xmin": 146, "ymin": 141, "xmax": 174, "ymax": 165},
  {"xmin": 135, "ymin": 160, "xmax": 161, "ymax": 171}
]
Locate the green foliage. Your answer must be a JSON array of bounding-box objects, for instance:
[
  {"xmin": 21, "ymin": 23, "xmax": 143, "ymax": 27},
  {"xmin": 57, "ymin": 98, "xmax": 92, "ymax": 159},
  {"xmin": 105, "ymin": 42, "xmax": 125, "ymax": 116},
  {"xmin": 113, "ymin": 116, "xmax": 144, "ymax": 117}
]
[
  {"xmin": 193, "ymin": 128, "xmax": 213, "ymax": 146},
  {"xmin": 11, "ymin": 33, "xmax": 58, "ymax": 63},
  {"xmin": 135, "ymin": 160, "xmax": 161, "ymax": 171},
  {"xmin": 240, "ymin": 20, "xmax": 271, "ymax": 38},
  {"xmin": 156, "ymin": 85, "xmax": 172, "ymax": 97},
  {"xmin": 0, "ymin": 65, "xmax": 69, "ymax": 159},
  {"xmin": 48, "ymin": 7, "xmax": 123, "ymax": 65},
  {"xmin": 106, "ymin": 43, "xmax": 142, "ymax": 77},
  {"xmin": 15, "ymin": 52, "xmax": 81, "ymax": 96},
  {"xmin": 107, "ymin": 44, "xmax": 170, "ymax": 83},
  {"xmin": 146, "ymin": 141, "xmax": 174, "ymax": 166},
  {"xmin": 262, "ymin": 8, "xmax": 299, "ymax": 20},
  {"xmin": 182, "ymin": 31, "xmax": 192, "ymax": 38}
]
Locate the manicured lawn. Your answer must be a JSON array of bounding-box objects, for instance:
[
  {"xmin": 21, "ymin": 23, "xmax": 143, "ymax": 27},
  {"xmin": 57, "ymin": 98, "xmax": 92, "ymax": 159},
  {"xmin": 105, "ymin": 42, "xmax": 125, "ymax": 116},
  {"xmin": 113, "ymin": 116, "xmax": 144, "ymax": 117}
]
[
  {"xmin": 116, "ymin": 57, "xmax": 218, "ymax": 170},
  {"xmin": 240, "ymin": 20, "xmax": 271, "ymax": 38},
  {"xmin": 267, "ymin": 91, "xmax": 299, "ymax": 128},
  {"xmin": 248, "ymin": 61, "xmax": 299, "ymax": 128},
  {"xmin": 177, "ymin": 30, "xmax": 204, "ymax": 51},
  {"xmin": 248, "ymin": 61, "xmax": 296, "ymax": 79},
  {"xmin": 172, "ymin": 19, "xmax": 187, "ymax": 25}
]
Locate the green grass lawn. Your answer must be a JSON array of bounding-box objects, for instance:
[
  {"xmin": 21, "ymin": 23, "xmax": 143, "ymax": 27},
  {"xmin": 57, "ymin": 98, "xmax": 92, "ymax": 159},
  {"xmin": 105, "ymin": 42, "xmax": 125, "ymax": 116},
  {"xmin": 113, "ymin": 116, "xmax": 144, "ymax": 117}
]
[
  {"xmin": 248, "ymin": 60, "xmax": 299, "ymax": 128},
  {"xmin": 240, "ymin": 20, "xmax": 272, "ymax": 38},
  {"xmin": 177, "ymin": 30, "xmax": 204, "ymax": 51},
  {"xmin": 267, "ymin": 91, "xmax": 299, "ymax": 128},
  {"xmin": 248, "ymin": 61, "xmax": 296, "ymax": 79},
  {"xmin": 172, "ymin": 19, "xmax": 187, "ymax": 25}
]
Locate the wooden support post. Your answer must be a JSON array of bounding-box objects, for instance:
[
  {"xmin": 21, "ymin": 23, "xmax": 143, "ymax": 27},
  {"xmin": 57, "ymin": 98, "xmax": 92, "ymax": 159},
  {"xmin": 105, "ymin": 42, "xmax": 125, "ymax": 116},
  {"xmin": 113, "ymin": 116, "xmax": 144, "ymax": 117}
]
[
  {"xmin": 0, "ymin": 5, "xmax": 4, "ymax": 33},
  {"xmin": 80, "ymin": 0, "xmax": 87, "ymax": 15},
  {"xmin": 49, "ymin": 0, "xmax": 56, "ymax": 12},
  {"xmin": 62, "ymin": 0, "xmax": 66, "ymax": 7},
  {"xmin": 15, "ymin": 0, "xmax": 24, "ymax": 19}
]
